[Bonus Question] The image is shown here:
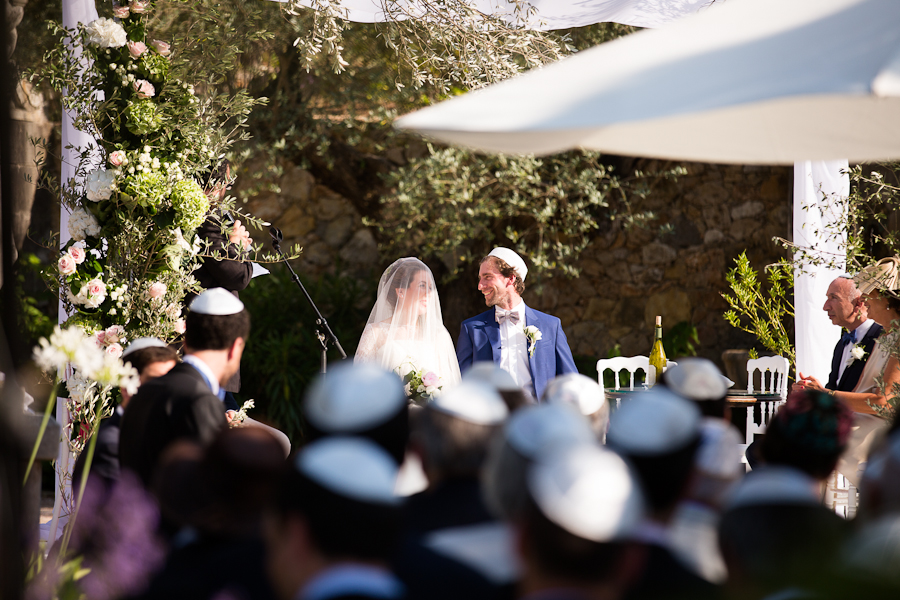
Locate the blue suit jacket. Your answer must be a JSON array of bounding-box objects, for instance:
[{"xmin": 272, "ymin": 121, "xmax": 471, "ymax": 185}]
[{"xmin": 456, "ymin": 305, "xmax": 578, "ymax": 400}]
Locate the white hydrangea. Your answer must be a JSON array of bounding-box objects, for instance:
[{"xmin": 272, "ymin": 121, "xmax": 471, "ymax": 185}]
[
  {"xmin": 68, "ymin": 207, "xmax": 101, "ymax": 241},
  {"xmin": 84, "ymin": 18, "xmax": 127, "ymax": 48},
  {"xmin": 86, "ymin": 168, "xmax": 115, "ymax": 202}
]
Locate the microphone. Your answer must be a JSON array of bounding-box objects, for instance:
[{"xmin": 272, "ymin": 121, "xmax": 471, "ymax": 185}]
[{"xmin": 269, "ymin": 226, "xmax": 283, "ymax": 249}]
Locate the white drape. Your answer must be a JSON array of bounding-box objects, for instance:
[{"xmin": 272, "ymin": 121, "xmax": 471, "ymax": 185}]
[
  {"xmin": 792, "ymin": 160, "xmax": 849, "ymax": 383},
  {"xmin": 267, "ymin": 0, "xmax": 711, "ymax": 29}
]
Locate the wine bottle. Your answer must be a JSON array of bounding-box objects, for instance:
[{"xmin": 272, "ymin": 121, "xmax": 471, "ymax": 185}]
[{"xmin": 649, "ymin": 315, "xmax": 667, "ymax": 385}]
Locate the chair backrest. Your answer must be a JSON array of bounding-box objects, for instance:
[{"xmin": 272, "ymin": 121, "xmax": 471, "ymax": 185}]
[
  {"xmin": 746, "ymin": 356, "xmax": 790, "ymax": 399},
  {"xmin": 597, "ymin": 355, "xmax": 653, "ymax": 390}
]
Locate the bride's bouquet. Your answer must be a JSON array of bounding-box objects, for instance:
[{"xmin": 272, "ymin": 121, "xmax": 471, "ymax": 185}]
[{"xmin": 397, "ymin": 359, "xmax": 442, "ymax": 406}]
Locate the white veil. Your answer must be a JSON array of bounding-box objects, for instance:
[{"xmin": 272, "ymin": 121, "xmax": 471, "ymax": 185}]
[{"xmin": 355, "ymin": 258, "xmax": 461, "ymax": 388}]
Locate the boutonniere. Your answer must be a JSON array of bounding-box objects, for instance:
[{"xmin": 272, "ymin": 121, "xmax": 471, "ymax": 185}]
[
  {"xmin": 523, "ymin": 325, "xmax": 542, "ymax": 357},
  {"xmin": 848, "ymin": 343, "xmax": 867, "ymax": 364}
]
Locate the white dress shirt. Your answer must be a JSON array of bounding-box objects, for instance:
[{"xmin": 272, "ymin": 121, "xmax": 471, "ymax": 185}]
[
  {"xmin": 496, "ymin": 301, "xmax": 535, "ymax": 398},
  {"xmin": 838, "ymin": 319, "xmax": 874, "ymax": 384}
]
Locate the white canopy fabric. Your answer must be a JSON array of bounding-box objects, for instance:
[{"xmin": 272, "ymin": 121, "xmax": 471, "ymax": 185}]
[
  {"xmin": 793, "ymin": 161, "xmax": 848, "ymax": 383},
  {"xmin": 395, "ymin": 0, "xmax": 900, "ymax": 165},
  {"xmin": 268, "ymin": 0, "xmax": 710, "ymax": 30}
]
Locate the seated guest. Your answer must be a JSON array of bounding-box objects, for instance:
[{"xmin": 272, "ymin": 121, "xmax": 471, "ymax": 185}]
[
  {"xmin": 662, "ymin": 359, "xmax": 744, "ymax": 584},
  {"xmin": 542, "ymin": 372, "xmax": 610, "ymax": 441},
  {"xmin": 74, "ymin": 338, "xmax": 177, "ymax": 490},
  {"xmin": 795, "ymin": 274, "xmax": 882, "ymax": 393},
  {"xmin": 516, "ymin": 443, "xmax": 646, "ymax": 600},
  {"xmin": 483, "ymin": 403, "xmax": 595, "ymax": 522},
  {"xmin": 606, "ymin": 388, "xmax": 720, "ymax": 600},
  {"xmin": 394, "ymin": 381, "xmax": 510, "ymax": 600},
  {"xmin": 303, "ymin": 362, "xmax": 409, "ymax": 465},
  {"xmin": 120, "ymin": 288, "xmax": 246, "ymax": 487},
  {"xmin": 794, "ymin": 258, "xmax": 900, "ymax": 485},
  {"xmin": 137, "ymin": 428, "xmax": 284, "ymax": 600},
  {"xmin": 719, "ymin": 467, "xmax": 850, "ymax": 600},
  {"xmin": 265, "ymin": 437, "xmax": 404, "ymax": 600}
]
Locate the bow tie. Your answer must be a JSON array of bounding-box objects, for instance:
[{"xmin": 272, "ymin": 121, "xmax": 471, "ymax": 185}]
[
  {"xmin": 496, "ymin": 308, "xmax": 520, "ymax": 325},
  {"xmin": 841, "ymin": 330, "xmax": 857, "ymax": 345}
]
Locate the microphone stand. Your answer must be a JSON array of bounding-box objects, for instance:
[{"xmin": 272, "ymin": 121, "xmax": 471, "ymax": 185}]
[{"xmin": 269, "ymin": 227, "xmax": 346, "ymax": 373}]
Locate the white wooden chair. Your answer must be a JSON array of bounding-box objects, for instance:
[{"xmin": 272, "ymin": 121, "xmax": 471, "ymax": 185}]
[
  {"xmin": 743, "ymin": 355, "xmax": 790, "ymax": 455},
  {"xmin": 824, "ymin": 471, "xmax": 858, "ymax": 519},
  {"xmin": 597, "ymin": 356, "xmax": 651, "ymax": 407}
]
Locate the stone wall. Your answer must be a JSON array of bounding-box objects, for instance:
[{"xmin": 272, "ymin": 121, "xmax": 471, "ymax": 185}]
[{"xmin": 237, "ymin": 157, "xmax": 793, "ymax": 370}]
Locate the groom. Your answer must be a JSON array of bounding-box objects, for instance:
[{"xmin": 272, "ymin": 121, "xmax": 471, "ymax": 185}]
[{"xmin": 457, "ymin": 247, "xmax": 578, "ymax": 400}]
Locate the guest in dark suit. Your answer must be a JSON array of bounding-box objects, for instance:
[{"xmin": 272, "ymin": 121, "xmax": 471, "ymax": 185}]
[
  {"xmin": 265, "ymin": 437, "xmax": 405, "ymax": 600},
  {"xmin": 457, "ymin": 248, "xmax": 577, "ymax": 401},
  {"xmin": 796, "ymin": 275, "xmax": 882, "ymax": 392},
  {"xmin": 73, "ymin": 339, "xmax": 178, "ymax": 490},
  {"xmin": 606, "ymin": 388, "xmax": 721, "ymax": 600},
  {"xmin": 120, "ymin": 288, "xmax": 249, "ymax": 487}
]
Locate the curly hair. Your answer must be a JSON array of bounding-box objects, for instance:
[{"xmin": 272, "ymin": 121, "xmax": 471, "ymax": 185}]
[{"xmin": 481, "ymin": 255, "xmax": 525, "ymax": 295}]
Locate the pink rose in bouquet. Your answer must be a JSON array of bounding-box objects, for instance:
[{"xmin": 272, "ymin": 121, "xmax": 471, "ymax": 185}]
[
  {"xmin": 422, "ymin": 371, "xmax": 440, "ymax": 387},
  {"xmin": 127, "ymin": 41, "xmax": 147, "ymax": 58},
  {"xmin": 130, "ymin": 0, "xmax": 150, "ymax": 13},
  {"xmin": 106, "ymin": 343, "xmax": 124, "ymax": 358},
  {"xmin": 112, "ymin": 5, "xmax": 130, "ymax": 18},
  {"xmin": 147, "ymin": 282, "xmax": 167, "ymax": 299},
  {"xmin": 151, "ymin": 39, "xmax": 170, "ymax": 56},
  {"xmin": 68, "ymin": 246, "xmax": 86, "ymax": 264},
  {"xmin": 109, "ymin": 150, "xmax": 127, "ymax": 167},
  {"xmin": 133, "ymin": 79, "xmax": 155, "ymax": 99},
  {"xmin": 58, "ymin": 254, "xmax": 77, "ymax": 275}
]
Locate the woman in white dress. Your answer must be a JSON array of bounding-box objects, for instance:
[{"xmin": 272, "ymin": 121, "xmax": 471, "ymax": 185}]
[
  {"xmin": 800, "ymin": 257, "xmax": 900, "ymax": 485},
  {"xmin": 355, "ymin": 258, "xmax": 461, "ymax": 400}
]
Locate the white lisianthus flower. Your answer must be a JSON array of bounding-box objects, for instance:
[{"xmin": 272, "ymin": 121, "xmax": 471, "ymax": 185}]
[
  {"xmin": 68, "ymin": 207, "xmax": 101, "ymax": 241},
  {"xmin": 84, "ymin": 18, "xmax": 127, "ymax": 48},
  {"xmin": 86, "ymin": 168, "xmax": 115, "ymax": 201}
]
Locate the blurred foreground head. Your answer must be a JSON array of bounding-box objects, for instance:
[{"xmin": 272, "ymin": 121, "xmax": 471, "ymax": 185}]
[
  {"xmin": 304, "ymin": 362, "xmax": 408, "ymax": 465},
  {"xmin": 761, "ymin": 389, "xmax": 852, "ymax": 480},
  {"xmin": 606, "ymin": 388, "xmax": 702, "ymax": 521},
  {"xmin": 463, "ymin": 362, "xmax": 532, "ymax": 412},
  {"xmin": 661, "ymin": 357, "xmax": 730, "ymax": 419},
  {"xmin": 542, "ymin": 373, "xmax": 610, "ymax": 439},
  {"xmin": 412, "ymin": 381, "xmax": 508, "ymax": 485},
  {"xmin": 517, "ymin": 443, "xmax": 645, "ymax": 595},
  {"xmin": 482, "ymin": 403, "xmax": 595, "ymax": 520},
  {"xmin": 266, "ymin": 437, "xmax": 401, "ymax": 600}
]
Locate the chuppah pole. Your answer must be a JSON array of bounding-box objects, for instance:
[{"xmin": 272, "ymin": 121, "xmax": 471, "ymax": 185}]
[{"xmin": 268, "ymin": 226, "xmax": 347, "ymax": 373}]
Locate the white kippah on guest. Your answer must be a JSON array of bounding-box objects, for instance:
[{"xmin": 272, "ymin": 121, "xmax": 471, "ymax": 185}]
[
  {"xmin": 488, "ymin": 247, "xmax": 528, "ymax": 281},
  {"xmin": 725, "ymin": 466, "xmax": 821, "ymax": 509},
  {"xmin": 304, "ymin": 362, "xmax": 406, "ymax": 432},
  {"xmin": 296, "ymin": 436, "xmax": 400, "ymax": 505},
  {"xmin": 696, "ymin": 418, "xmax": 744, "ymax": 479},
  {"xmin": 189, "ymin": 287, "xmax": 245, "ymax": 315},
  {"xmin": 463, "ymin": 362, "xmax": 520, "ymax": 392},
  {"xmin": 122, "ymin": 337, "xmax": 168, "ymax": 358},
  {"xmin": 664, "ymin": 358, "xmax": 729, "ymax": 401},
  {"xmin": 542, "ymin": 373, "xmax": 606, "ymax": 416},
  {"xmin": 505, "ymin": 403, "xmax": 595, "ymax": 458},
  {"xmin": 528, "ymin": 444, "xmax": 644, "ymax": 542},
  {"xmin": 606, "ymin": 387, "xmax": 701, "ymax": 456},
  {"xmin": 430, "ymin": 381, "xmax": 509, "ymax": 425}
]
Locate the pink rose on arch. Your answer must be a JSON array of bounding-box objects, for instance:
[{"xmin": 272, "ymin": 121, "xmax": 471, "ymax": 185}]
[
  {"xmin": 112, "ymin": 5, "xmax": 130, "ymax": 18},
  {"xmin": 174, "ymin": 318, "xmax": 186, "ymax": 334},
  {"xmin": 105, "ymin": 325, "xmax": 126, "ymax": 344},
  {"xmin": 106, "ymin": 343, "xmax": 124, "ymax": 358},
  {"xmin": 95, "ymin": 331, "xmax": 107, "ymax": 346},
  {"xmin": 133, "ymin": 79, "xmax": 155, "ymax": 99},
  {"xmin": 109, "ymin": 150, "xmax": 127, "ymax": 167},
  {"xmin": 423, "ymin": 372, "xmax": 440, "ymax": 387},
  {"xmin": 151, "ymin": 39, "xmax": 170, "ymax": 56},
  {"xmin": 130, "ymin": 0, "xmax": 150, "ymax": 13},
  {"xmin": 127, "ymin": 40, "xmax": 146, "ymax": 58},
  {"xmin": 147, "ymin": 282, "xmax": 167, "ymax": 299},
  {"xmin": 87, "ymin": 279, "xmax": 107, "ymax": 297},
  {"xmin": 58, "ymin": 254, "xmax": 76, "ymax": 275},
  {"xmin": 68, "ymin": 246, "xmax": 86, "ymax": 264}
]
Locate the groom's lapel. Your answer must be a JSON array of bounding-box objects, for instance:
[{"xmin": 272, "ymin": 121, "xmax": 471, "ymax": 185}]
[
  {"xmin": 525, "ymin": 305, "xmax": 539, "ymax": 377},
  {"xmin": 485, "ymin": 309, "xmax": 502, "ymax": 365}
]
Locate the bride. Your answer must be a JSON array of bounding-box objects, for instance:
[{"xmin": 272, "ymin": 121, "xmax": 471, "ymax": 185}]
[{"xmin": 355, "ymin": 258, "xmax": 461, "ymax": 397}]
